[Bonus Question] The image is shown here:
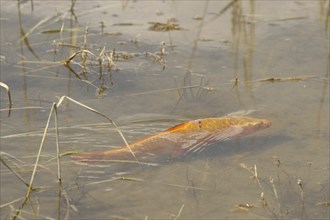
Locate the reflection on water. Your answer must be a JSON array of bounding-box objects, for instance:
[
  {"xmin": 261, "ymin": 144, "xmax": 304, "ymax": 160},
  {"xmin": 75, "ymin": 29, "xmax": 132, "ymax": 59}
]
[{"xmin": 1, "ymin": 0, "xmax": 329, "ymax": 219}]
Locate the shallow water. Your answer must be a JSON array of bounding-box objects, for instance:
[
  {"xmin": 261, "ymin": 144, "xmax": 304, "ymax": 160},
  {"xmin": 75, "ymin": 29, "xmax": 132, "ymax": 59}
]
[{"xmin": 1, "ymin": 1, "xmax": 329, "ymax": 219}]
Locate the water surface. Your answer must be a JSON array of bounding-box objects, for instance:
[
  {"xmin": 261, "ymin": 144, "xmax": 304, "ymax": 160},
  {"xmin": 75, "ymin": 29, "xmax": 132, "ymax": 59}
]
[{"xmin": 1, "ymin": 1, "xmax": 329, "ymax": 219}]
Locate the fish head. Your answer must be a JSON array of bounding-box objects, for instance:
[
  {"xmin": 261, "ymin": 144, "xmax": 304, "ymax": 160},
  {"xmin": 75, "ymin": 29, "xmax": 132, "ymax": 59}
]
[
  {"xmin": 232, "ymin": 116, "xmax": 272, "ymax": 137},
  {"xmin": 172, "ymin": 116, "xmax": 271, "ymax": 155}
]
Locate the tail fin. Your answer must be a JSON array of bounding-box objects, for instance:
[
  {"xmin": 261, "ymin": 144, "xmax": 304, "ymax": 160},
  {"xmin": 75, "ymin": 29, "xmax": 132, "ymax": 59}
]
[
  {"xmin": 71, "ymin": 150, "xmax": 107, "ymax": 161},
  {"xmin": 71, "ymin": 148, "xmax": 136, "ymax": 162}
]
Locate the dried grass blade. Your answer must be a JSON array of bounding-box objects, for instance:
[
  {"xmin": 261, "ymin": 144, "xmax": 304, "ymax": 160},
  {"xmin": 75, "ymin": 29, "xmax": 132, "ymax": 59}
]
[
  {"xmin": 218, "ymin": 0, "xmax": 237, "ymax": 17},
  {"xmin": 0, "ymin": 196, "xmax": 25, "ymax": 209},
  {"xmin": 56, "ymin": 96, "xmax": 139, "ymax": 164},
  {"xmin": 53, "ymin": 104, "xmax": 63, "ymax": 220},
  {"xmin": 19, "ymin": 15, "xmax": 58, "ymax": 43},
  {"xmin": 12, "ymin": 104, "xmax": 55, "ymax": 220},
  {"xmin": 0, "ymin": 157, "xmax": 29, "ymax": 188},
  {"xmin": 0, "ymin": 81, "xmax": 12, "ymax": 117},
  {"xmin": 173, "ymin": 204, "xmax": 185, "ymax": 220},
  {"xmin": 19, "ymin": 24, "xmax": 40, "ymax": 60}
]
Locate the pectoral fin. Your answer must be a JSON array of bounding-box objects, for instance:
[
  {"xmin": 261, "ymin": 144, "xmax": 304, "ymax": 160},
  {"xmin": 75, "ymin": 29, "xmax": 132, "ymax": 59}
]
[{"xmin": 181, "ymin": 126, "xmax": 244, "ymax": 154}]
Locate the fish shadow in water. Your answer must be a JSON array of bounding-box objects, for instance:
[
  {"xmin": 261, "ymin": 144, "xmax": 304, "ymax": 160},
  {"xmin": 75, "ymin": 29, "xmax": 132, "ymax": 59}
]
[
  {"xmin": 179, "ymin": 134, "xmax": 292, "ymax": 162},
  {"xmin": 71, "ymin": 134, "xmax": 290, "ymax": 177}
]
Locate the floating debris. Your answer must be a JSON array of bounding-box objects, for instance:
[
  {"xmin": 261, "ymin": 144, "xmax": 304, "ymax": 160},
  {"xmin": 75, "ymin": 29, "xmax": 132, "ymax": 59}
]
[
  {"xmin": 316, "ymin": 201, "xmax": 330, "ymax": 207},
  {"xmin": 257, "ymin": 75, "xmax": 318, "ymax": 82},
  {"xmin": 193, "ymin": 15, "xmax": 203, "ymax": 20},
  {"xmin": 40, "ymin": 28, "xmax": 79, "ymax": 34},
  {"xmin": 149, "ymin": 19, "xmax": 183, "ymax": 31},
  {"xmin": 103, "ymin": 31, "xmax": 122, "ymax": 36},
  {"xmin": 230, "ymin": 203, "xmax": 256, "ymax": 213},
  {"xmin": 113, "ymin": 22, "xmax": 137, "ymax": 26}
]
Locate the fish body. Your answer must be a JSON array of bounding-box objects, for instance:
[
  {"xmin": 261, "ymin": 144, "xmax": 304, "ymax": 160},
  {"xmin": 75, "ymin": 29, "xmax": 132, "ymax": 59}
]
[{"xmin": 71, "ymin": 116, "xmax": 271, "ymax": 162}]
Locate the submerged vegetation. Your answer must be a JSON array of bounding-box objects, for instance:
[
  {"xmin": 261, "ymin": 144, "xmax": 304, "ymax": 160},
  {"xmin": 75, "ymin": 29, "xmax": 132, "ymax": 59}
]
[
  {"xmin": 236, "ymin": 159, "xmax": 324, "ymax": 219},
  {"xmin": 0, "ymin": 0, "xmax": 329, "ymax": 219}
]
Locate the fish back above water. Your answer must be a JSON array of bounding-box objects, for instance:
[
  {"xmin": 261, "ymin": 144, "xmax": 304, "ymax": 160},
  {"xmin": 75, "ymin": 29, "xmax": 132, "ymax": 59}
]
[{"xmin": 71, "ymin": 116, "xmax": 271, "ymax": 162}]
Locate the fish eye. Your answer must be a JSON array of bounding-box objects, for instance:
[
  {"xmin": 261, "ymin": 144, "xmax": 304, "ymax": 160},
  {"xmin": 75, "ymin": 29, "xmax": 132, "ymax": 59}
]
[{"xmin": 198, "ymin": 120, "xmax": 202, "ymax": 129}]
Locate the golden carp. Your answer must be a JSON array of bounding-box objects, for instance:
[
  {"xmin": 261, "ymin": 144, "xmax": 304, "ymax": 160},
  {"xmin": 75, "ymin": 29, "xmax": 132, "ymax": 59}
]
[{"xmin": 71, "ymin": 116, "xmax": 271, "ymax": 162}]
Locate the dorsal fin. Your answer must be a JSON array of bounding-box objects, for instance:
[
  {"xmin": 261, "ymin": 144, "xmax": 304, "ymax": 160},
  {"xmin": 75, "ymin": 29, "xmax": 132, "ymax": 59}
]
[{"xmin": 165, "ymin": 121, "xmax": 190, "ymax": 132}]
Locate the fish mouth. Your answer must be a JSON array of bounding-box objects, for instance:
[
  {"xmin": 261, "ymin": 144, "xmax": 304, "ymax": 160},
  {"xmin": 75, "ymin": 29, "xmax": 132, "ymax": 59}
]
[
  {"xmin": 261, "ymin": 119, "xmax": 272, "ymax": 128},
  {"xmin": 256, "ymin": 119, "xmax": 272, "ymax": 130}
]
